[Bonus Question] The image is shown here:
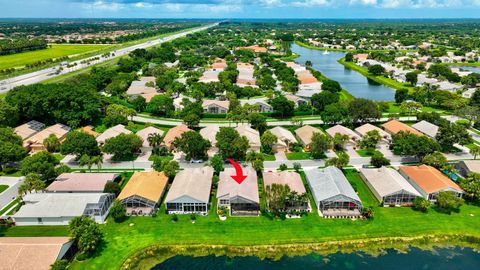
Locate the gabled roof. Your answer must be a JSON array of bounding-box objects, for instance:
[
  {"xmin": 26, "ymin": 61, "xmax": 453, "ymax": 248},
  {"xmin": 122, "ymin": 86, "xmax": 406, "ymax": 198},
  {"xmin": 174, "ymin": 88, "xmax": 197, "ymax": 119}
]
[
  {"xmin": 459, "ymin": 160, "xmax": 480, "ymax": 174},
  {"xmin": 24, "ymin": 124, "xmax": 70, "ymax": 147},
  {"xmin": 136, "ymin": 126, "xmax": 164, "ymax": 147},
  {"xmin": 14, "ymin": 120, "xmax": 45, "ymax": 140},
  {"xmin": 0, "ymin": 237, "xmax": 72, "ymax": 270},
  {"xmin": 295, "ymin": 125, "xmax": 322, "ymax": 145},
  {"xmin": 165, "ymin": 167, "xmax": 214, "ymax": 203},
  {"xmin": 118, "ymin": 171, "xmax": 168, "ymax": 203},
  {"xmin": 162, "ymin": 124, "xmax": 192, "ymax": 149},
  {"xmin": 305, "ymin": 166, "xmax": 361, "ymax": 203},
  {"xmin": 263, "ymin": 171, "xmax": 306, "ymax": 194},
  {"xmin": 359, "ymin": 167, "xmax": 421, "ymax": 198},
  {"xmin": 46, "ymin": 173, "xmax": 117, "ymax": 193},
  {"xmin": 354, "ymin": 123, "xmax": 391, "ymax": 141},
  {"xmin": 269, "ymin": 127, "xmax": 297, "ymax": 144},
  {"xmin": 202, "ymin": 100, "xmax": 230, "ymax": 110},
  {"xmin": 96, "ymin": 124, "xmax": 131, "ymax": 144},
  {"xmin": 236, "ymin": 125, "xmax": 261, "ymax": 149},
  {"xmin": 217, "ymin": 166, "xmax": 259, "ymax": 203},
  {"xmin": 200, "ymin": 124, "xmax": 220, "ymax": 145},
  {"xmin": 326, "ymin": 124, "xmax": 361, "ymax": 142},
  {"xmin": 382, "ymin": 120, "xmax": 423, "ymax": 136},
  {"xmin": 399, "ymin": 165, "xmax": 463, "ymax": 194},
  {"xmin": 412, "ymin": 120, "xmax": 439, "ymax": 138}
]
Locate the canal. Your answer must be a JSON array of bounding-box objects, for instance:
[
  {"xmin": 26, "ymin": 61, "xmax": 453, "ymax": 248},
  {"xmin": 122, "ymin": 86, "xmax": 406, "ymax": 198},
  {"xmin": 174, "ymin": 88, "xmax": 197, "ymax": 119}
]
[
  {"xmin": 153, "ymin": 246, "xmax": 480, "ymax": 270},
  {"xmin": 291, "ymin": 43, "xmax": 396, "ymax": 101}
]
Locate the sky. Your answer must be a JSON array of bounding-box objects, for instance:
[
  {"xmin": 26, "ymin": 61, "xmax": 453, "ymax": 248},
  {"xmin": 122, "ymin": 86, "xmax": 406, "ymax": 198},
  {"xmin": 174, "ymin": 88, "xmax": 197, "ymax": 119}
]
[{"xmin": 2, "ymin": 0, "xmax": 480, "ymax": 19}]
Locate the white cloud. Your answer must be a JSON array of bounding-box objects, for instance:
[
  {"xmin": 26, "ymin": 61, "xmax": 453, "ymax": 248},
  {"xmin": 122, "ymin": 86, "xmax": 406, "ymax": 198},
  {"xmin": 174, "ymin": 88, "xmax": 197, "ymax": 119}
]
[{"xmin": 290, "ymin": 0, "xmax": 331, "ymax": 7}]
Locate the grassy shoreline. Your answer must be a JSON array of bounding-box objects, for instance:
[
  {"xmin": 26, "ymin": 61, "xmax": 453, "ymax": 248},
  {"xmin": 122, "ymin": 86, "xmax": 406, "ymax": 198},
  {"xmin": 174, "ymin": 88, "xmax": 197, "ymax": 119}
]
[
  {"xmin": 338, "ymin": 58, "xmax": 414, "ymax": 91},
  {"xmin": 121, "ymin": 234, "xmax": 480, "ymax": 270}
]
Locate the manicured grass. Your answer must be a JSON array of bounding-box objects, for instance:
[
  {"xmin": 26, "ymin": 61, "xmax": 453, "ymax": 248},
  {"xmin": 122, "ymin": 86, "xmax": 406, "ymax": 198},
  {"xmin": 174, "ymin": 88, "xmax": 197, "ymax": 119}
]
[
  {"xmin": 53, "ymin": 153, "xmax": 65, "ymax": 163},
  {"xmin": 338, "ymin": 58, "xmax": 414, "ymax": 91},
  {"xmin": 356, "ymin": 149, "xmax": 380, "ymax": 157},
  {"xmin": 263, "ymin": 154, "xmax": 276, "ymax": 161},
  {"xmin": 0, "ymin": 185, "xmax": 8, "ymax": 193},
  {"xmin": 0, "ymin": 198, "xmax": 20, "ymax": 216},
  {"xmin": 0, "ymin": 44, "xmax": 114, "ymax": 70},
  {"xmin": 1, "ymin": 169, "xmax": 479, "ymax": 269},
  {"xmin": 286, "ymin": 151, "xmax": 311, "ymax": 160},
  {"xmin": 0, "ymin": 170, "xmax": 22, "ymax": 177},
  {"xmin": 385, "ymin": 102, "xmax": 446, "ymax": 114}
]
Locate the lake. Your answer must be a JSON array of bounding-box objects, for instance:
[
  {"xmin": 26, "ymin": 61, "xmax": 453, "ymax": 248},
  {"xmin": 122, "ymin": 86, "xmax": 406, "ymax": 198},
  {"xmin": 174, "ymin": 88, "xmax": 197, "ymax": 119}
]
[
  {"xmin": 452, "ymin": 65, "xmax": 480, "ymax": 74},
  {"xmin": 291, "ymin": 43, "xmax": 396, "ymax": 101},
  {"xmin": 153, "ymin": 246, "xmax": 480, "ymax": 270}
]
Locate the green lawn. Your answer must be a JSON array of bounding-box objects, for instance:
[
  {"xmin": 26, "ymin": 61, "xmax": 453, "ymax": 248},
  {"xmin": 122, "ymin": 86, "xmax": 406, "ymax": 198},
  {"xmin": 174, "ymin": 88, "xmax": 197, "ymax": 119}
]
[
  {"xmin": 0, "ymin": 44, "xmax": 114, "ymax": 70},
  {"xmin": 385, "ymin": 103, "xmax": 446, "ymax": 114},
  {"xmin": 0, "ymin": 198, "xmax": 20, "ymax": 216},
  {"xmin": 286, "ymin": 152, "xmax": 311, "ymax": 160},
  {"xmin": 0, "ymin": 185, "xmax": 8, "ymax": 193},
  {"xmin": 2, "ymin": 169, "xmax": 480, "ymax": 269},
  {"xmin": 263, "ymin": 154, "xmax": 276, "ymax": 161},
  {"xmin": 356, "ymin": 149, "xmax": 380, "ymax": 157}
]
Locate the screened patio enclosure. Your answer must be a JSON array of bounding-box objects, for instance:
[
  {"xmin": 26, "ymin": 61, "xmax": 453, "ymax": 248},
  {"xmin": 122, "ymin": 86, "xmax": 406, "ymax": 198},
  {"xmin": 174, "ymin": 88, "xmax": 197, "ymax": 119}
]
[
  {"xmin": 230, "ymin": 196, "xmax": 259, "ymax": 216},
  {"xmin": 121, "ymin": 195, "xmax": 158, "ymax": 215},
  {"xmin": 166, "ymin": 202, "xmax": 208, "ymax": 215},
  {"xmin": 319, "ymin": 194, "xmax": 362, "ymax": 217},
  {"xmin": 382, "ymin": 190, "xmax": 419, "ymax": 205}
]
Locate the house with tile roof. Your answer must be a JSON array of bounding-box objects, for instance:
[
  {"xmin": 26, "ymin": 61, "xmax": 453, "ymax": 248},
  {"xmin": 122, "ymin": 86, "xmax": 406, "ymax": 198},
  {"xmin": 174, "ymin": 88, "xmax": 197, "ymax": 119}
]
[{"xmin": 217, "ymin": 166, "xmax": 259, "ymax": 216}]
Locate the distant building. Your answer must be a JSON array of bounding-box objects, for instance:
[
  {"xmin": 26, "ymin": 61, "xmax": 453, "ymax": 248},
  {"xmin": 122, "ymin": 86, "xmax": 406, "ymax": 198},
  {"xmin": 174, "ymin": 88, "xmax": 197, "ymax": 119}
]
[
  {"xmin": 236, "ymin": 125, "xmax": 261, "ymax": 152},
  {"xmin": 295, "ymin": 125, "xmax": 322, "ymax": 147},
  {"xmin": 202, "ymin": 100, "xmax": 230, "ymax": 114},
  {"xmin": 412, "ymin": 120, "xmax": 439, "ymax": 138},
  {"xmin": 96, "ymin": 124, "xmax": 131, "ymax": 145},
  {"xmin": 269, "ymin": 126, "xmax": 298, "ymax": 153},
  {"xmin": 456, "ymin": 160, "xmax": 480, "ymax": 177},
  {"xmin": 326, "ymin": 124, "xmax": 361, "ymax": 146},
  {"xmin": 162, "ymin": 124, "xmax": 192, "ymax": 151},
  {"xmin": 23, "ymin": 124, "xmax": 70, "ymax": 153},
  {"xmin": 382, "ymin": 120, "xmax": 423, "ymax": 136},
  {"xmin": 14, "ymin": 120, "xmax": 45, "ymax": 141}
]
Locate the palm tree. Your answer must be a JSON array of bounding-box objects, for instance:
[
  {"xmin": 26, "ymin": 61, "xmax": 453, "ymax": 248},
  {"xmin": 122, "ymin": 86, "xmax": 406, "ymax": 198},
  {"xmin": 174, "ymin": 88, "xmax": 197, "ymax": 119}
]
[
  {"xmin": 91, "ymin": 155, "xmax": 103, "ymax": 171},
  {"xmin": 470, "ymin": 145, "xmax": 480, "ymax": 160},
  {"xmin": 148, "ymin": 133, "xmax": 163, "ymax": 155}
]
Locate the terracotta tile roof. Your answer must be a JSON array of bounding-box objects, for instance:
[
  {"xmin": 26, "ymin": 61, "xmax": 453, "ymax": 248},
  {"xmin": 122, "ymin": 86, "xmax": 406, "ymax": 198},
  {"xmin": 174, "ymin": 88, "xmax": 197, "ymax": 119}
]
[
  {"xmin": 117, "ymin": 171, "xmax": 168, "ymax": 203},
  {"xmin": 96, "ymin": 124, "xmax": 131, "ymax": 144},
  {"xmin": 162, "ymin": 124, "xmax": 192, "ymax": 149},
  {"xmin": 240, "ymin": 45, "xmax": 268, "ymax": 53},
  {"xmin": 24, "ymin": 124, "xmax": 70, "ymax": 149},
  {"xmin": 399, "ymin": 165, "xmax": 463, "ymax": 194},
  {"xmin": 217, "ymin": 166, "xmax": 259, "ymax": 203},
  {"xmin": 354, "ymin": 123, "xmax": 391, "ymax": 141},
  {"xmin": 295, "ymin": 125, "xmax": 322, "ymax": 146},
  {"xmin": 81, "ymin": 126, "xmax": 99, "ymax": 138},
  {"xmin": 14, "ymin": 120, "xmax": 45, "ymax": 140},
  {"xmin": 46, "ymin": 173, "xmax": 117, "ymax": 193},
  {"xmin": 0, "ymin": 237, "xmax": 72, "ymax": 270},
  {"xmin": 136, "ymin": 126, "xmax": 164, "ymax": 147},
  {"xmin": 263, "ymin": 171, "xmax": 306, "ymax": 194},
  {"xmin": 382, "ymin": 120, "xmax": 424, "ymax": 136}
]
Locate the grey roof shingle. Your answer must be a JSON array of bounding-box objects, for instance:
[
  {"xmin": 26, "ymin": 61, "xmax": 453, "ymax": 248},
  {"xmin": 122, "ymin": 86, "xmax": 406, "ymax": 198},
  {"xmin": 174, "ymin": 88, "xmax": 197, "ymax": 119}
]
[{"xmin": 305, "ymin": 166, "xmax": 361, "ymax": 203}]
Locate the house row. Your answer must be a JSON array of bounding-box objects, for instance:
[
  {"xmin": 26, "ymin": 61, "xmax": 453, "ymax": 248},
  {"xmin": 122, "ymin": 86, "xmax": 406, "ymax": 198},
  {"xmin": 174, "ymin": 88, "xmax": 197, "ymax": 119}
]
[
  {"xmin": 199, "ymin": 124, "xmax": 261, "ymax": 154},
  {"xmin": 286, "ymin": 61, "xmax": 322, "ymax": 96},
  {"xmin": 199, "ymin": 58, "xmax": 227, "ymax": 83},
  {"xmin": 236, "ymin": 62, "xmax": 257, "ymax": 88},
  {"xmin": 14, "ymin": 121, "xmax": 70, "ymax": 153}
]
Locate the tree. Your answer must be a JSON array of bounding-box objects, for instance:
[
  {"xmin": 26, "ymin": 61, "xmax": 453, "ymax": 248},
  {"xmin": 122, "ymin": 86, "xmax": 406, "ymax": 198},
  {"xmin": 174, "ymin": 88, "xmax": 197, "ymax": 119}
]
[
  {"xmin": 391, "ymin": 131, "xmax": 441, "ymax": 160},
  {"xmin": 405, "ymin": 71, "xmax": 418, "ymax": 85},
  {"xmin": 436, "ymin": 123, "xmax": 472, "ymax": 151},
  {"xmin": 293, "ymin": 162, "xmax": 302, "ymax": 172},
  {"xmin": 104, "ymin": 104, "xmax": 136, "ymax": 127},
  {"xmin": 459, "ymin": 173, "xmax": 480, "ymax": 202},
  {"xmin": 249, "ymin": 113, "xmax": 267, "ymax": 134},
  {"xmin": 183, "ymin": 114, "xmax": 200, "ymax": 129},
  {"xmin": 470, "ymin": 145, "xmax": 480, "ymax": 160},
  {"xmin": 359, "ymin": 130, "xmax": 381, "ymax": 150},
  {"xmin": 102, "ymin": 134, "xmax": 143, "ymax": 161},
  {"xmin": 0, "ymin": 127, "xmax": 26, "ymax": 168},
  {"xmin": 325, "ymin": 152, "xmax": 349, "ymax": 169},
  {"xmin": 278, "ymin": 164, "xmax": 288, "ymax": 171},
  {"xmin": 103, "ymin": 181, "xmax": 121, "ymax": 194},
  {"xmin": 18, "ymin": 173, "xmax": 46, "ymax": 197},
  {"xmin": 321, "ymin": 103, "xmax": 350, "ymax": 124},
  {"xmin": 413, "ymin": 197, "xmax": 431, "ymax": 212},
  {"xmin": 322, "ymin": 79, "xmax": 342, "ymax": 93},
  {"xmin": 400, "ymin": 101, "xmax": 423, "ymax": 115},
  {"xmin": 50, "ymin": 260, "xmax": 69, "ymax": 270},
  {"xmin": 436, "ymin": 191, "xmax": 464, "ymax": 213},
  {"xmin": 395, "ymin": 88, "xmax": 409, "ymax": 104},
  {"xmin": 260, "ymin": 130, "xmax": 277, "ymax": 154},
  {"xmin": 215, "ymin": 127, "xmax": 249, "ymax": 160},
  {"xmin": 422, "ymin": 151, "xmax": 447, "ymax": 169},
  {"xmin": 368, "ymin": 64, "xmax": 385, "ymax": 76},
  {"xmin": 362, "ymin": 206, "xmax": 374, "ymax": 219},
  {"xmin": 309, "ymin": 133, "xmax": 332, "ymax": 159},
  {"xmin": 152, "ymin": 158, "xmax": 179, "ymax": 177},
  {"xmin": 109, "ymin": 200, "xmax": 126, "ymax": 223},
  {"xmin": 332, "ymin": 133, "xmax": 349, "ymax": 151},
  {"xmin": 370, "ymin": 152, "xmax": 390, "ymax": 168},
  {"xmin": 20, "ymin": 151, "xmax": 59, "ymax": 182},
  {"xmin": 344, "ymin": 52, "xmax": 353, "ymax": 62},
  {"xmin": 470, "ymin": 89, "xmax": 480, "ymax": 107},
  {"xmin": 0, "ymin": 99, "xmax": 19, "ymax": 127},
  {"xmin": 69, "ymin": 216, "xmax": 103, "ymax": 256},
  {"xmin": 61, "ymin": 131, "xmax": 101, "ymax": 159},
  {"xmin": 210, "ymin": 154, "xmax": 224, "ymax": 174},
  {"xmin": 246, "ymin": 151, "xmax": 264, "ymax": 172},
  {"xmin": 173, "ymin": 131, "xmax": 211, "ymax": 161},
  {"xmin": 348, "ymin": 98, "xmax": 381, "ymax": 123},
  {"xmin": 270, "ymin": 95, "xmax": 294, "ymax": 118},
  {"xmin": 311, "ymin": 91, "xmax": 339, "ymax": 112},
  {"xmin": 147, "ymin": 133, "xmax": 164, "ymax": 156},
  {"xmin": 265, "ymin": 183, "xmax": 290, "ymax": 213}
]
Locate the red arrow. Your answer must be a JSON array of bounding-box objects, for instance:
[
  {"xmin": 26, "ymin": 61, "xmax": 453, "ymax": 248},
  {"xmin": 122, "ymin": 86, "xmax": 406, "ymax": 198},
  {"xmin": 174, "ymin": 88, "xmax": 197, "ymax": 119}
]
[{"xmin": 227, "ymin": 158, "xmax": 247, "ymax": 184}]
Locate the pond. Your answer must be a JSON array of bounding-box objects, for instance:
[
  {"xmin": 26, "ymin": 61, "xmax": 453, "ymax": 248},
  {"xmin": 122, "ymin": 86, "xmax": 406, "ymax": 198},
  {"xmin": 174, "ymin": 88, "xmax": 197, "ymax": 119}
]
[
  {"xmin": 451, "ymin": 65, "xmax": 480, "ymax": 74},
  {"xmin": 291, "ymin": 43, "xmax": 396, "ymax": 101},
  {"xmin": 152, "ymin": 246, "xmax": 480, "ymax": 270}
]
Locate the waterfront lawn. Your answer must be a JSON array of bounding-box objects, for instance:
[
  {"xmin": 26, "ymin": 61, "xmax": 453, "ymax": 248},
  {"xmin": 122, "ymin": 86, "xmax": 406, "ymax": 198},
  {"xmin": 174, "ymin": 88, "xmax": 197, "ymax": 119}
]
[
  {"xmin": 4, "ymin": 170, "xmax": 480, "ymax": 270},
  {"xmin": 0, "ymin": 44, "xmax": 114, "ymax": 70}
]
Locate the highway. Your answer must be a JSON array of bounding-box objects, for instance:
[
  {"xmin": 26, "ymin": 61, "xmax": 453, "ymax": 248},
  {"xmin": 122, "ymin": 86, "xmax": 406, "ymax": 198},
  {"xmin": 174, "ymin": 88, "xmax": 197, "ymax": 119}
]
[{"xmin": 0, "ymin": 23, "xmax": 218, "ymax": 93}]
